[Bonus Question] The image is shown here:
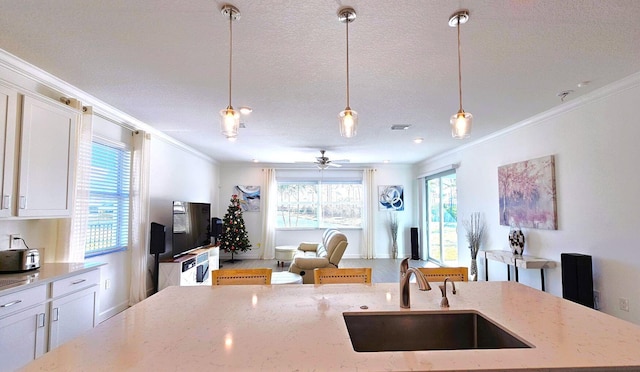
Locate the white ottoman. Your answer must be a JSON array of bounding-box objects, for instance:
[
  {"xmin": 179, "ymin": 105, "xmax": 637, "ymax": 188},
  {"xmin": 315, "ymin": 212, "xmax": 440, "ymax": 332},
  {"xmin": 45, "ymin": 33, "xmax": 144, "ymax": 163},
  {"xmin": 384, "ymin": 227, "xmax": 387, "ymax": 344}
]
[
  {"xmin": 275, "ymin": 245, "xmax": 297, "ymax": 267},
  {"xmin": 271, "ymin": 271, "xmax": 303, "ymax": 284}
]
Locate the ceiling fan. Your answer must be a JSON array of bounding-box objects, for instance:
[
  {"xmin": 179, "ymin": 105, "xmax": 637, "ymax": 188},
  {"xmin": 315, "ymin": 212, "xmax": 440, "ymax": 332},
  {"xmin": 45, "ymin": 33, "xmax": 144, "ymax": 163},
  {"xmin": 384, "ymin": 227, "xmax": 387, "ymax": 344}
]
[{"xmin": 314, "ymin": 150, "xmax": 349, "ymax": 169}]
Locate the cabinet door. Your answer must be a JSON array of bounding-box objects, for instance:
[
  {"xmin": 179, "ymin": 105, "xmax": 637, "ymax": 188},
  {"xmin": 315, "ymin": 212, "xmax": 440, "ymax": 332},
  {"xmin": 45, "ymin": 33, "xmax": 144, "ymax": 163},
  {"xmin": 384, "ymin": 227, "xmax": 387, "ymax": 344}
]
[
  {"xmin": 48, "ymin": 286, "xmax": 97, "ymax": 350},
  {"xmin": 0, "ymin": 85, "xmax": 18, "ymax": 217},
  {"xmin": 0, "ymin": 304, "xmax": 47, "ymax": 371},
  {"xmin": 18, "ymin": 95, "xmax": 78, "ymax": 217}
]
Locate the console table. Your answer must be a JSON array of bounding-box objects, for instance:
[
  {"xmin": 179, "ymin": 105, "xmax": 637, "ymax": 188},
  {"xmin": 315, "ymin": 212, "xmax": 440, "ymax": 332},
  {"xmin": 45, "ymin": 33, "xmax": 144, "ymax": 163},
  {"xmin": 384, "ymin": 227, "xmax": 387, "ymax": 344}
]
[{"xmin": 482, "ymin": 250, "xmax": 556, "ymax": 291}]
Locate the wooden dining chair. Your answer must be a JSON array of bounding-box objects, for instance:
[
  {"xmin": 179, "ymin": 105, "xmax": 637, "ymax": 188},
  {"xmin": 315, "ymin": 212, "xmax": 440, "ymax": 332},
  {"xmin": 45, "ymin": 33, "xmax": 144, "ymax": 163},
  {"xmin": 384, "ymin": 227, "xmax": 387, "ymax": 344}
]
[
  {"xmin": 417, "ymin": 267, "xmax": 468, "ymax": 282},
  {"xmin": 211, "ymin": 268, "xmax": 272, "ymax": 285},
  {"xmin": 313, "ymin": 267, "xmax": 372, "ymax": 284}
]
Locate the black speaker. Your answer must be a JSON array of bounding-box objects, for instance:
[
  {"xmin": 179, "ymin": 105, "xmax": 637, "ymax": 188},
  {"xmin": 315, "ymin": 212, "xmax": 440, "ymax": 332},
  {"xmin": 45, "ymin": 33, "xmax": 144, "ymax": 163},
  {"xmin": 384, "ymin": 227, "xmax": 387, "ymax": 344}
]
[
  {"xmin": 410, "ymin": 227, "xmax": 420, "ymax": 260},
  {"xmin": 150, "ymin": 222, "xmax": 166, "ymax": 254},
  {"xmin": 561, "ymin": 253, "xmax": 594, "ymax": 308},
  {"xmin": 211, "ymin": 217, "xmax": 223, "ymax": 242}
]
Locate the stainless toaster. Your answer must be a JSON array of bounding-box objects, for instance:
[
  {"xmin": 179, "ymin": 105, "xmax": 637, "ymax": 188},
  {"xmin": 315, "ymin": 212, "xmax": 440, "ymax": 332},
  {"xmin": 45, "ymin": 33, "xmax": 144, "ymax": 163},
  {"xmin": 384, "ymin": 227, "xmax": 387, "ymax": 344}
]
[{"xmin": 0, "ymin": 249, "xmax": 40, "ymax": 273}]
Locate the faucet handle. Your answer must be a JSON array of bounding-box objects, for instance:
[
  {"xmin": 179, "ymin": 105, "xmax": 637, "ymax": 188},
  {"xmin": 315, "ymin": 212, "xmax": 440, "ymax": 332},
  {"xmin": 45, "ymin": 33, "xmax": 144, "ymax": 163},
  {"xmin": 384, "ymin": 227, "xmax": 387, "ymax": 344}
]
[{"xmin": 400, "ymin": 257, "xmax": 410, "ymax": 275}]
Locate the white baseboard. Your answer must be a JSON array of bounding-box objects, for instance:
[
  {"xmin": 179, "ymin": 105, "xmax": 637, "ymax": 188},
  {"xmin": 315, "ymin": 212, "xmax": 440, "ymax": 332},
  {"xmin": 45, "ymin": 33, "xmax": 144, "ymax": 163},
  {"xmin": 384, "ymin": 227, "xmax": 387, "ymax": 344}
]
[{"xmin": 97, "ymin": 300, "xmax": 129, "ymax": 324}]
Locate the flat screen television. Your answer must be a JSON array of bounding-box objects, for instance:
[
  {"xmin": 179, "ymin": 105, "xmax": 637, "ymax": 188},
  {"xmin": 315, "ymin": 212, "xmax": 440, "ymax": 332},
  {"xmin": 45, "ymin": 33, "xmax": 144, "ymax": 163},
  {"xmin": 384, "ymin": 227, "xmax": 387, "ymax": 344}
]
[{"xmin": 172, "ymin": 201, "xmax": 211, "ymax": 258}]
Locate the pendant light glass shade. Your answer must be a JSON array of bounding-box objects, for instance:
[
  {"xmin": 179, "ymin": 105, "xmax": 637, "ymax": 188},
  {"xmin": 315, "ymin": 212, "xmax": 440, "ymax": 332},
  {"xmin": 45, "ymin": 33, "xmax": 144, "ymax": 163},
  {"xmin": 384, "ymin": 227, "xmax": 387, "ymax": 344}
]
[
  {"xmin": 220, "ymin": 5, "xmax": 240, "ymax": 140},
  {"xmin": 220, "ymin": 106, "xmax": 240, "ymax": 138},
  {"xmin": 449, "ymin": 10, "xmax": 472, "ymax": 139},
  {"xmin": 339, "ymin": 107, "xmax": 358, "ymax": 138},
  {"xmin": 450, "ymin": 110, "xmax": 472, "ymax": 139},
  {"xmin": 338, "ymin": 8, "xmax": 357, "ymax": 138}
]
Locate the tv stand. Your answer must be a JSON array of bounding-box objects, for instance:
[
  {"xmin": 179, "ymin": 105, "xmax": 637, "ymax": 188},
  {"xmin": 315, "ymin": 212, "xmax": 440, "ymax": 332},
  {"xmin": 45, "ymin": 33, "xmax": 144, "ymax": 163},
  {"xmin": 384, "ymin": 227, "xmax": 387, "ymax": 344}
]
[{"xmin": 158, "ymin": 245, "xmax": 219, "ymax": 290}]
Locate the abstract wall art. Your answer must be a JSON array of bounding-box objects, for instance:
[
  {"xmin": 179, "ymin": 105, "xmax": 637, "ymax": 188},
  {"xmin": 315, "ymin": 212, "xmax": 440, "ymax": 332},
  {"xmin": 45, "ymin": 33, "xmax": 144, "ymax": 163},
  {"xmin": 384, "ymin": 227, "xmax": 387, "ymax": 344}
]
[
  {"xmin": 498, "ymin": 155, "xmax": 557, "ymax": 230},
  {"xmin": 379, "ymin": 185, "xmax": 404, "ymax": 211},
  {"xmin": 235, "ymin": 185, "xmax": 261, "ymax": 212}
]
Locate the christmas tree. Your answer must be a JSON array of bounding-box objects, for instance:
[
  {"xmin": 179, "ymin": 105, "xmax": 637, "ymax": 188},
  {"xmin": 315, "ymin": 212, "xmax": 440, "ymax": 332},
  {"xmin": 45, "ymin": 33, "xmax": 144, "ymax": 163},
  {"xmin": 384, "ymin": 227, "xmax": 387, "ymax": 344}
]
[{"xmin": 220, "ymin": 194, "xmax": 252, "ymax": 262}]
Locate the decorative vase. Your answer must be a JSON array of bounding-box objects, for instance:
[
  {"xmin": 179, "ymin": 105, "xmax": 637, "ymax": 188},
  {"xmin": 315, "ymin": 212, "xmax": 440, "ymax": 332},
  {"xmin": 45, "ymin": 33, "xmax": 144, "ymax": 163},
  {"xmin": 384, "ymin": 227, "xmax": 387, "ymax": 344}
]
[
  {"xmin": 469, "ymin": 258, "xmax": 478, "ymax": 281},
  {"xmin": 391, "ymin": 241, "xmax": 398, "ymax": 259},
  {"xmin": 509, "ymin": 228, "xmax": 525, "ymax": 255}
]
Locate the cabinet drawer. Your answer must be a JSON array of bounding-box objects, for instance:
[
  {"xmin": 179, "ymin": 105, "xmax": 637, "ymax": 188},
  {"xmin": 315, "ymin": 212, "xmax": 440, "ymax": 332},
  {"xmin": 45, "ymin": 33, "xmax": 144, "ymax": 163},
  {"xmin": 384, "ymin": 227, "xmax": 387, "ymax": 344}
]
[
  {"xmin": 0, "ymin": 284, "xmax": 46, "ymax": 318},
  {"xmin": 51, "ymin": 270, "xmax": 99, "ymax": 298}
]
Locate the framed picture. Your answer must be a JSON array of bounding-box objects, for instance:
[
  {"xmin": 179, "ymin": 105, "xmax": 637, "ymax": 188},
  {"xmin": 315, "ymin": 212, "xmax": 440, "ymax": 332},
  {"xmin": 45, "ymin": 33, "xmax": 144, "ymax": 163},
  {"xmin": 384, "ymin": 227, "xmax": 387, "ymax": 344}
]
[
  {"xmin": 379, "ymin": 185, "xmax": 404, "ymax": 211},
  {"xmin": 235, "ymin": 185, "xmax": 260, "ymax": 212},
  {"xmin": 498, "ymin": 155, "xmax": 557, "ymax": 230}
]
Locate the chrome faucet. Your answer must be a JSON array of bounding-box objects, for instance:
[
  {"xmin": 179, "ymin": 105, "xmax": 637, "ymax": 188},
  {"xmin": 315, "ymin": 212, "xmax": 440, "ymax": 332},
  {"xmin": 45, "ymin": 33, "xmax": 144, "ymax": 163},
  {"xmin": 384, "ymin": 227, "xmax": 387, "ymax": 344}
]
[
  {"xmin": 438, "ymin": 277, "xmax": 457, "ymax": 308},
  {"xmin": 400, "ymin": 258, "xmax": 432, "ymax": 308}
]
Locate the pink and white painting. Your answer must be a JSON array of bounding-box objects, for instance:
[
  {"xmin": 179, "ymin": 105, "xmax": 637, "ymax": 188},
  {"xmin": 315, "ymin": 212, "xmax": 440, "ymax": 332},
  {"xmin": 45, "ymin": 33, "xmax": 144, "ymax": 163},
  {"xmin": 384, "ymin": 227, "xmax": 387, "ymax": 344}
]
[{"xmin": 498, "ymin": 155, "xmax": 557, "ymax": 230}]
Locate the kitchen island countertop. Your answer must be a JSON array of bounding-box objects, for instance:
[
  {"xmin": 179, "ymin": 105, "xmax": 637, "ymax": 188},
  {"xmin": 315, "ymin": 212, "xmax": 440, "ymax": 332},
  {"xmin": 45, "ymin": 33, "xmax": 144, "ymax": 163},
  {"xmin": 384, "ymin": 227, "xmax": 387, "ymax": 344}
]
[{"xmin": 21, "ymin": 281, "xmax": 640, "ymax": 371}]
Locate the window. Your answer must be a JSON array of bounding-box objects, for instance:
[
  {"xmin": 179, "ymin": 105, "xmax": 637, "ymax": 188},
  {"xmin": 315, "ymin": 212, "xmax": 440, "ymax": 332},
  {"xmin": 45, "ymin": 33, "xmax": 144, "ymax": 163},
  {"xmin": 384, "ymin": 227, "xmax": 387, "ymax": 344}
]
[
  {"xmin": 277, "ymin": 181, "xmax": 363, "ymax": 228},
  {"xmin": 425, "ymin": 170, "xmax": 457, "ymax": 265},
  {"xmin": 85, "ymin": 140, "xmax": 131, "ymax": 257}
]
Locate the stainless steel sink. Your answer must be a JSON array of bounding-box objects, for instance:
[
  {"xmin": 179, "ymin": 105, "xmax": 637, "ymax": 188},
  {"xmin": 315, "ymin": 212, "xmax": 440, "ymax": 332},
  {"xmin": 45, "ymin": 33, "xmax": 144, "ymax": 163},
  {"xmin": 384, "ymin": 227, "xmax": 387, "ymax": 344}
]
[{"xmin": 343, "ymin": 310, "xmax": 533, "ymax": 352}]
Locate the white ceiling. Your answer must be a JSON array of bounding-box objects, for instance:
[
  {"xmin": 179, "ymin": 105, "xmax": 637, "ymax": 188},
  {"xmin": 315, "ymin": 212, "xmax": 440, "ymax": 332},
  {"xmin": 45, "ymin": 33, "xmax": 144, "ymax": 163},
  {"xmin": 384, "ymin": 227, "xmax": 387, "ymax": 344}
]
[{"xmin": 1, "ymin": 1, "xmax": 639, "ymax": 166}]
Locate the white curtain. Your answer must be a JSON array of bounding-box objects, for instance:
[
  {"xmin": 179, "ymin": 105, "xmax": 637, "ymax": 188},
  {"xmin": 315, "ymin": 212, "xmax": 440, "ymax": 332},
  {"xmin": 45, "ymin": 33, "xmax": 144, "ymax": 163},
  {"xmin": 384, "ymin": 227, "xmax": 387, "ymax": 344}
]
[
  {"xmin": 362, "ymin": 168, "xmax": 376, "ymax": 259},
  {"xmin": 129, "ymin": 131, "xmax": 151, "ymax": 305},
  {"xmin": 259, "ymin": 168, "xmax": 277, "ymax": 259},
  {"xmin": 57, "ymin": 106, "xmax": 93, "ymax": 263}
]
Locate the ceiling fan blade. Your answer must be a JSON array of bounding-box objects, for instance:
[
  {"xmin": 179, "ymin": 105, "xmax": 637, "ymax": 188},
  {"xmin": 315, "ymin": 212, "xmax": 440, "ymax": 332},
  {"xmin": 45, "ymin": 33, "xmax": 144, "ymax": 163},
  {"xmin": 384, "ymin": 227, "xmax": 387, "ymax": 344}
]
[{"xmin": 327, "ymin": 163, "xmax": 342, "ymax": 167}]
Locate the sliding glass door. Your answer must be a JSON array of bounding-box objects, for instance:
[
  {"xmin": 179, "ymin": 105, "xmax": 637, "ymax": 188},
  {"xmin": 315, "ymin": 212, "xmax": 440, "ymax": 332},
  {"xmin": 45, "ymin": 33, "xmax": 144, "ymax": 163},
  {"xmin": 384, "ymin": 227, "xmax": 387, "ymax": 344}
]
[{"xmin": 425, "ymin": 171, "xmax": 457, "ymax": 265}]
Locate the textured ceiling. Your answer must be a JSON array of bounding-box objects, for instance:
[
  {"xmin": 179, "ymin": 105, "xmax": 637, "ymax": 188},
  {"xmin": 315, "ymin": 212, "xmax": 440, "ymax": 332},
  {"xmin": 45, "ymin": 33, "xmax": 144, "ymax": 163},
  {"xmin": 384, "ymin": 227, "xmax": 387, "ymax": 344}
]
[{"xmin": 1, "ymin": 0, "xmax": 639, "ymax": 165}]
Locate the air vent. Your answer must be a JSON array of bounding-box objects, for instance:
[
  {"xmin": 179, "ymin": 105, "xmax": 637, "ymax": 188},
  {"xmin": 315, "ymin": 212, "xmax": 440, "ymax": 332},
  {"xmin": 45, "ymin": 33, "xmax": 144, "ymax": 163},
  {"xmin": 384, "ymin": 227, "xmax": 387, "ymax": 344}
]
[{"xmin": 391, "ymin": 124, "xmax": 411, "ymax": 131}]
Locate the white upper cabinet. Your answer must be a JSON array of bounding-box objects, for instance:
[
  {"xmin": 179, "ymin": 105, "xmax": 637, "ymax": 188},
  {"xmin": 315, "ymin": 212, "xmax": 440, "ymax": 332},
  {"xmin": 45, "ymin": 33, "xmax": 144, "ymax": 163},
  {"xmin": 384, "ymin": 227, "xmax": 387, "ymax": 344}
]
[
  {"xmin": 17, "ymin": 95, "xmax": 78, "ymax": 217},
  {"xmin": 0, "ymin": 85, "xmax": 18, "ymax": 217}
]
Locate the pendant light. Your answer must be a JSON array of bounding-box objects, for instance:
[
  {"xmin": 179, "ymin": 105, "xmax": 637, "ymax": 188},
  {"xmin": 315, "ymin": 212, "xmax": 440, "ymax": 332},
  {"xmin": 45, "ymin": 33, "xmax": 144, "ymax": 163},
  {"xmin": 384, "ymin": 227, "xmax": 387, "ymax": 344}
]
[
  {"xmin": 449, "ymin": 10, "xmax": 472, "ymax": 139},
  {"xmin": 220, "ymin": 4, "xmax": 240, "ymax": 141},
  {"xmin": 338, "ymin": 7, "xmax": 357, "ymax": 138}
]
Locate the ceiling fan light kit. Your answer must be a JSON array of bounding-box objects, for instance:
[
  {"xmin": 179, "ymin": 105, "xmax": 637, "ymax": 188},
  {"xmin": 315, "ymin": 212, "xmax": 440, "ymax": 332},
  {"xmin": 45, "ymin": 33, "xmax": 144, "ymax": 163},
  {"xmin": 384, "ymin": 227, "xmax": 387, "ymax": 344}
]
[
  {"xmin": 449, "ymin": 9, "xmax": 473, "ymax": 139},
  {"xmin": 220, "ymin": 4, "xmax": 241, "ymax": 141},
  {"xmin": 338, "ymin": 7, "xmax": 358, "ymax": 138}
]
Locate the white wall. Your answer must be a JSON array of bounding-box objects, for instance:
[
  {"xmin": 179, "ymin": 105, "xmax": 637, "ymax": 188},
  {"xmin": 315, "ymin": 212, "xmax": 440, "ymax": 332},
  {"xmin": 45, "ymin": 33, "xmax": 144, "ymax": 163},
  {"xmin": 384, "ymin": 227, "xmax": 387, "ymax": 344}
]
[
  {"xmin": 148, "ymin": 137, "xmax": 218, "ymax": 286},
  {"xmin": 218, "ymin": 164, "xmax": 415, "ymax": 260},
  {"xmin": 415, "ymin": 73, "xmax": 640, "ymax": 324}
]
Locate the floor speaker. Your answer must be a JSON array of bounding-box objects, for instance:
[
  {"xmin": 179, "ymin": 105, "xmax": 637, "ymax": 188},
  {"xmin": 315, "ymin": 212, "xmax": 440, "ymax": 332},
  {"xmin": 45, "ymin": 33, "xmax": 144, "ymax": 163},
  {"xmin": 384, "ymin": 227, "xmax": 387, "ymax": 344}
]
[
  {"xmin": 561, "ymin": 253, "xmax": 594, "ymax": 308},
  {"xmin": 150, "ymin": 222, "xmax": 166, "ymax": 254},
  {"xmin": 410, "ymin": 227, "xmax": 420, "ymax": 260}
]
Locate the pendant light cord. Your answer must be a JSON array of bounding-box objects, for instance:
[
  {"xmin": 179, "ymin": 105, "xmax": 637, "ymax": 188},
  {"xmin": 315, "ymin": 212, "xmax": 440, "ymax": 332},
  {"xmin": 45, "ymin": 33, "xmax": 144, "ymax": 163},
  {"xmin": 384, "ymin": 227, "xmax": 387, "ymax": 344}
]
[
  {"xmin": 228, "ymin": 10, "xmax": 233, "ymax": 108},
  {"xmin": 457, "ymin": 14, "xmax": 463, "ymax": 113},
  {"xmin": 345, "ymin": 18, "xmax": 350, "ymax": 108}
]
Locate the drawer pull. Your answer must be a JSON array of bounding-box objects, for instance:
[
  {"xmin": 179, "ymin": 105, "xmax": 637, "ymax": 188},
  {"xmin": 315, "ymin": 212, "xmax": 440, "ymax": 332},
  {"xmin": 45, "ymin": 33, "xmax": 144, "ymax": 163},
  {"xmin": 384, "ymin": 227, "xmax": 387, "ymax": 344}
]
[
  {"xmin": 0, "ymin": 299, "xmax": 22, "ymax": 308},
  {"xmin": 19, "ymin": 196, "xmax": 26, "ymax": 209},
  {"xmin": 71, "ymin": 279, "xmax": 87, "ymax": 285},
  {"xmin": 2, "ymin": 195, "xmax": 9, "ymax": 209},
  {"xmin": 53, "ymin": 307, "xmax": 59, "ymax": 321},
  {"xmin": 37, "ymin": 313, "xmax": 46, "ymax": 328}
]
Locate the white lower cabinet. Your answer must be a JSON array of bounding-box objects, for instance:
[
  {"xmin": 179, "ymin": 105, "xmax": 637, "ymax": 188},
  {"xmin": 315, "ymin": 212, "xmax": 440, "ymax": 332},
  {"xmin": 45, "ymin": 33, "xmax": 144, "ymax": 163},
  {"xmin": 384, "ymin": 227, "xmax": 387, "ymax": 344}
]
[
  {"xmin": 0, "ymin": 269, "xmax": 99, "ymax": 371},
  {"xmin": 48, "ymin": 269, "xmax": 99, "ymax": 350},
  {"xmin": 49, "ymin": 285, "xmax": 97, "ymax": 350},
  {"xmin": 0, "ymin": 303, "xmax": 47, "ymax": 371}
]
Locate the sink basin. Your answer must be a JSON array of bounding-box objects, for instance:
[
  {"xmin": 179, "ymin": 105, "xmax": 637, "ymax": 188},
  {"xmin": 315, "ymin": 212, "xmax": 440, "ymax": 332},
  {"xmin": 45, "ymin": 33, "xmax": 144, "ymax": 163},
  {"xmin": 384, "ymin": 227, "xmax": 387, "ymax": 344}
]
[{"xmin": 343, "ymin": 310, "xmax": 533, "ymax": 352}]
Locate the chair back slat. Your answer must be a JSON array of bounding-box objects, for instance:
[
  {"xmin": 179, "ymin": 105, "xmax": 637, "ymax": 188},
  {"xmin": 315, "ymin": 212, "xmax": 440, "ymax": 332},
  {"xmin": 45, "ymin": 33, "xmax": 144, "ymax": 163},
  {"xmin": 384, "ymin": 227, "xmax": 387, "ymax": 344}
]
[
  {"xmin": 417, "ymin": 267, "xmax": 468, "ymax": 282},
  {"xmin": 212, "ymin": 268, "xmax": 272, "ymax": 285},
  {"xmin": 314, "ymin": 267, "xmax": 372, "ymax": 284}
]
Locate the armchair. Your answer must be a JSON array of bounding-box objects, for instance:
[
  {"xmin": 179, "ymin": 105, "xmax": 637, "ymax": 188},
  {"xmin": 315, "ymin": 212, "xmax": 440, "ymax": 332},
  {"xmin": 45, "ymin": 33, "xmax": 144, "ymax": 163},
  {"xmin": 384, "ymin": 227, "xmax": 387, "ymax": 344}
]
[{"xmin": 288, "ymin": 229, "xmax": 348, "ymax": 284}]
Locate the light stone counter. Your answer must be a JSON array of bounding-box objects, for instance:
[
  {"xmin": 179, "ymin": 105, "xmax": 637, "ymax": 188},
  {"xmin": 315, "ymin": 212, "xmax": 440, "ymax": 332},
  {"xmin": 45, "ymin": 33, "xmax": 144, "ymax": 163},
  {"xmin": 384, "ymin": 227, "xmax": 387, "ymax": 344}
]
[
  {"xmin": 0, "ymin": 262, "xmax": 105, "ymax": 295},
  {"xmin": 21, "ymin": 281, "xmax": 640, "ymax": 371}
]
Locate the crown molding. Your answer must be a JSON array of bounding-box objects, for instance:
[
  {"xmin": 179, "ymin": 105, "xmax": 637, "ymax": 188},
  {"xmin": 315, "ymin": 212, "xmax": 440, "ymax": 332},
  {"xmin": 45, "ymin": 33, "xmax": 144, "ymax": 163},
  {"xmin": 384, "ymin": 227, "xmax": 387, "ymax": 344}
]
[
  {"xmin": 420, "ymin": 71, "xmax": 640, "ymax": 165},
  {"xmin": 0, "ymin": 48, "xmax": 215, "ymax": 163}
]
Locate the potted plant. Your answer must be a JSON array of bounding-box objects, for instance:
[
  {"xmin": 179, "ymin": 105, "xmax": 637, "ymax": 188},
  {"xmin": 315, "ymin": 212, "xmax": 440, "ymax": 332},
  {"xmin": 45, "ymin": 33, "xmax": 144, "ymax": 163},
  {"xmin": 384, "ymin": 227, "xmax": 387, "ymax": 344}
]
[
  {"xmin": 463, "ymin": 212, "xmax": 485, "ymax": 281},
  {"xmin": 388, "ymin": 212, "xmax": 399, "ymax": 259}
]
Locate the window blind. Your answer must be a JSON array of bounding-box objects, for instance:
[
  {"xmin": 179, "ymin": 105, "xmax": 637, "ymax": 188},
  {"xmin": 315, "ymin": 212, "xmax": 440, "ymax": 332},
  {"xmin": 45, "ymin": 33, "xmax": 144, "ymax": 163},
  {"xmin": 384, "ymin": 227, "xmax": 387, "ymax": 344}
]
[{"xmin": 85, "ymin": 141, "xmax": 131, "ymax": 257}]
